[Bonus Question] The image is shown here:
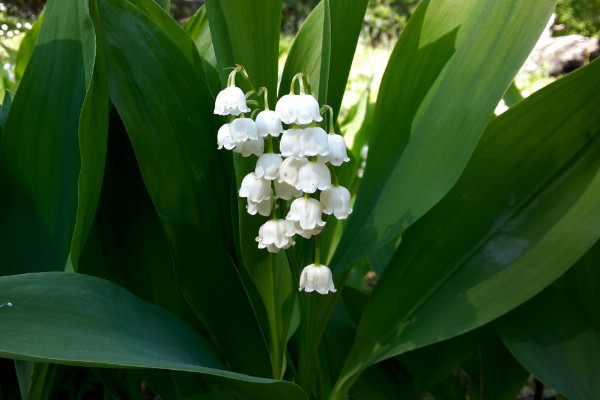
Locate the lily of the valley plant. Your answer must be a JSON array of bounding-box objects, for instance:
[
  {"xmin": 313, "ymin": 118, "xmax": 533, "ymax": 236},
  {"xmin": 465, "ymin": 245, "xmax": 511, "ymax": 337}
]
[{"xmin": 0, "ymin": 0, "xmax": 599, "ymax": 399}]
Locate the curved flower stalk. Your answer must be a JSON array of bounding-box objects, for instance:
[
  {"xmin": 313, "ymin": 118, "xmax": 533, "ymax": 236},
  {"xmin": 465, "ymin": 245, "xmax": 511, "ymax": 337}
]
[{"xmin": 214, "ymin": 70, "xmax": 351, "ymax": 294}]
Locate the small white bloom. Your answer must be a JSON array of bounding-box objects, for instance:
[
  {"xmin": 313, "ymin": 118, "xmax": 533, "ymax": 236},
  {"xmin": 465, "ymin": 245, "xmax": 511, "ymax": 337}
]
[
  {"xmin": 255, "ymin": 153, "xmax": 283, "ymax": 180},
  {"xmin": 274, "ymin": 179, "xmax": 302, "ymax": 200},
  {"xmin": 280, "ymin": 129, "xmax": 303, "ymax": 158},
  {"xmin": 230, "ymin": 118, "xmax": 258, "ymax": 142},
  {"xmin": 255, "ymin": 110, "xmax": 284, "ymax": 138},
  {"xmin": 296, "ymin": 161, "xmax": 331, "ymax": 193},
  {"xmin": 239, "ymin": 172, "xmax": 273, "ymax": 202},
  {"xmin": 293, "ymin": 222, "xmax": 323, "ymax": 239},
  {"xmin": 299, "ymin": 264, "xmax": 336, "ymax": 294},
  {"xmin": 275, "ymin": 94, "xmax": 323, "ymax": 125},
  {"xmin": 318, "ymin": 133, "xmax": 349, "ymax": 166},
  {"xmin": 277, "ymin": 156, "xmax": 309, "ymax": 187},
  {"xmin": 320, "ymin": 185, "xmax": 353, "ymax": 219},
  {"xmin": 256, "ymin": 219, "xmax": 296, "ymax": 253},
  {"xmin": 217, "ymin": 124, "xmax": 235, "ymax": 150},
  {"xmin": 247, "ymin": 198, "xmax": 273, "ymax": 217},
  {"xmin": 214, "ymin": 86, "xmax": 250, "ymax": 116},
  {"xmin": 300, "ymin": 127, "xmax": 329, "ymax": 157},
  {"xmin": 232, "ymin": 138, "xmax": 264, "ymax": 157},
  {"xmin": 286, "ymin": 197, "xmax": 325, "ymax": 230}
]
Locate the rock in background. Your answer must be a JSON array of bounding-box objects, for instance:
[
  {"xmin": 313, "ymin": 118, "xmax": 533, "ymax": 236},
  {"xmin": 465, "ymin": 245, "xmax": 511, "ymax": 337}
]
[{"xmin": 521, "ymin": 14, "xmax": 599, "ymax": 76}]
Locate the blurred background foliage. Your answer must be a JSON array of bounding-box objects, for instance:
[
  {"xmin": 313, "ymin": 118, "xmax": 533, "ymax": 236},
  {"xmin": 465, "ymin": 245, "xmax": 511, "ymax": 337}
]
[{"xmin": 555, "ymin": 0, "xmax": 600, "ymax": 38}]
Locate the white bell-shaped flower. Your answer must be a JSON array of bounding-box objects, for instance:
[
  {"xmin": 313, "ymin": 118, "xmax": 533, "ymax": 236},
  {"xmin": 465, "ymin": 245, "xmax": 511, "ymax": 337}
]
[
  {"xmin": 239, "ymin": 172, "xmax": 273, "ymax": 202},
  {"xmin": 217, "ymin": 123, "xmax": 235, "ymax": 150},
  {"xmin": 232, "ymin": 137, "xmax": 264, "ymax": 157},
  {"xmin": 256, "ymin": 219, "xmax": 296, "ymax": 253},
  {"xmin": 255, "ymin": 153, "xmax": 283, "ymax": 180},
  {"xmin": 296, "ymin": 160, "xmax": 331, "ymax": 193},
  {"xmin": 277, "ymin": 156, "xmax": 308, "ymax": 187},
  {"xmin": 255, "ymin": 110, "xmax": 284, "ymax": 138},
  {"xmin": 300, "ymin": 127, "xmax": 329, "ymax": 157},
  {"xmin": 275, "ymin": 94, "xmax": 323, "ymax": 125},
  {"xmin": 274, "ymin": 179, "xmax": 302, "ymax": 200},
  {"xmin": 247, "ymin": 198, "xmax": 273, "ymax": 217},
  {"xmin": 293, "ymin": 222, "xmax": 323, "ymax": 239},
  {"xmin": 299, "ymin": 264, "xmax": 336, "ymax": 294},
  {"xmin": 286, "ymin": 197, "xmax": 325, "ymax": 230},
  {"xmin": 318, "ymin": 133, "xmax": 350, "ymax": 166},
  {"xmin": 320, "ymin": 185, "xmax": 353, "ymax": 219},
  {"xmin": 280, "ymin": 129, "xmax": 303, "ymax": 158},
  {"xmin": 214, "ymin": 86, "xmax": 250, "ymax": 116},
  {"xmin": 230, "ymin": 117, "xmax": 258, "ymax": 143}
]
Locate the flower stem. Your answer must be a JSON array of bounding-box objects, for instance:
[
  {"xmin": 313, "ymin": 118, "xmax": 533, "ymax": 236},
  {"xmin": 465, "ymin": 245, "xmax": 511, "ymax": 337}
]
[
  {"xmin": 258, "ymin": 86, "xmax": 270, "ymax": 110},
  {"xmin": 291, "ymin": 72, "xmax": 305, "ymax": 95},
  {"xmin": 320, "ymin": 105, "xmax": 335, "ymax": 133},
  {"xmin": 315, "ymin": 235, "xmax": 321, "ymax": 265}
]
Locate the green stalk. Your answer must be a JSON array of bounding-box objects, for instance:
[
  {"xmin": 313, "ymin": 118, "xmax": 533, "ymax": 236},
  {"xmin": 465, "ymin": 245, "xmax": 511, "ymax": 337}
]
[
  {"xmin": 266, "ymin": 253, "xmax": 284, "ymax": 379},
  {"xmin": 298, "ymin": 291, "xmax": 317, "ymax": 392}
]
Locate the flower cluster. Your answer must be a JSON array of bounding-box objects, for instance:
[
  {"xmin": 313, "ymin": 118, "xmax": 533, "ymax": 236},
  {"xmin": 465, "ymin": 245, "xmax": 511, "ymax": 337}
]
[{"xmin": 213, "ymin": 67, "xmax": 352, "ymax": 295}]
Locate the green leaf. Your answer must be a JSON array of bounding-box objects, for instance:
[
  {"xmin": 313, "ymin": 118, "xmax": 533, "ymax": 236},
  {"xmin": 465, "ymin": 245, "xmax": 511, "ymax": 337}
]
[
  {"xmin": 162, "ymin": 218, "xmax": 272, "ymax": 378},
  {"xmin": 399, "ymin": 328, "xmax": 486, "ymax": 396},
  {"xmin": 331, "ymin": 0, "xmax": 557, "ymax": 272},
  {"xmin": 280, "ymin": 0, "xmax": 368, "ymax": 112},
  {"xmin": 204, "ymin": 0, "xmax": 281, "ymax": 104},
  {"xmin": 77, "ymin": 111, "xmax": 185, "ymax": 322},
  {"xmin": 70, "ymin": 0, "xmax": 109, "ymax": 268},
  {"xmin": 332, "ymin": 56, "xmax": 600, "ymax": 395},
  {"xmin": 496, "ymin": 240, "xmax": 600, "ymax": 400},
  {"xmin": 96, "ymin": 0, "xmax": 231, "ymax": 243},
  {"xmin": 0, "ymin": 272, "xmax": 307, "ymax": 399},
  {"xmin": 0, "ymin": 0, "xmax": 95, "ymax": 275},
  {"xmin": 183, "ymin": 5, "xmax": 221, "ymax": 97},
  {"xmin": 14, "ymin": 12, "xmax": 43, "ymax": 82},
  {"xmin": 461, "ymin": 334, "xmax": 529, "ymax": 400}
]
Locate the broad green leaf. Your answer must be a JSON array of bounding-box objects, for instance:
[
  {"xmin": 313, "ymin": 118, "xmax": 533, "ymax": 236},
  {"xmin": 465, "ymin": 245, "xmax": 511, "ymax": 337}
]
[
  {"xmin": 0, "ymin": 272, "xmax": 307, "ymax": 399},
  {"xmin": 429, "ymin": 374, "xmax": 466, "ymax": 400},
  {"xmin": 349, "ymin": 360, "xmax": 417, "ymax": 400},
  {"xmin": 162, "ymin": 218, "xmax": 272, "ymax": 378},
  {"xmin": 204, "ymin": 0, "xmax": 281, "ymax": 104},
  {"xmin": 70, "ymin": 0, "xmax": 109, "ymax": 268},
  {"xmin": 77, "ymin": 111, "xmax": 185, "ymax": 322},
  {"xmin": 183, "ymin": 5, "xmax": 221, "ymax": 97},
  {"xmin": 462, "ymin": 335, "xmax": 529, "ymax": 400},
  {"xmin": 332, "ymin": 57, "xmax": 600, "ymax": 396},
  {"xmin": 97, "ymin": 0, "xmax": 231, "ymax": 244},
  {"xmin": 280, "ymin": 0, "xmax": 368, "ymax": 112},
  {"xmin": 331, "ymin": 0, "xmax": 556, "ymax": 273},
  {"xmin": 0, "ymin": 0, "xmax": 95, "ymax": 275},
  {"xmin": 496, "ymin": 241, "xmax": 600, "ymax": 400},
  {"xmin": 14, "ymin": 12, "xmax": 43, "ymax": 82},
  {"xmin": 399, "ymin": 328, "xmax": 486, "ymax": 396}
]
